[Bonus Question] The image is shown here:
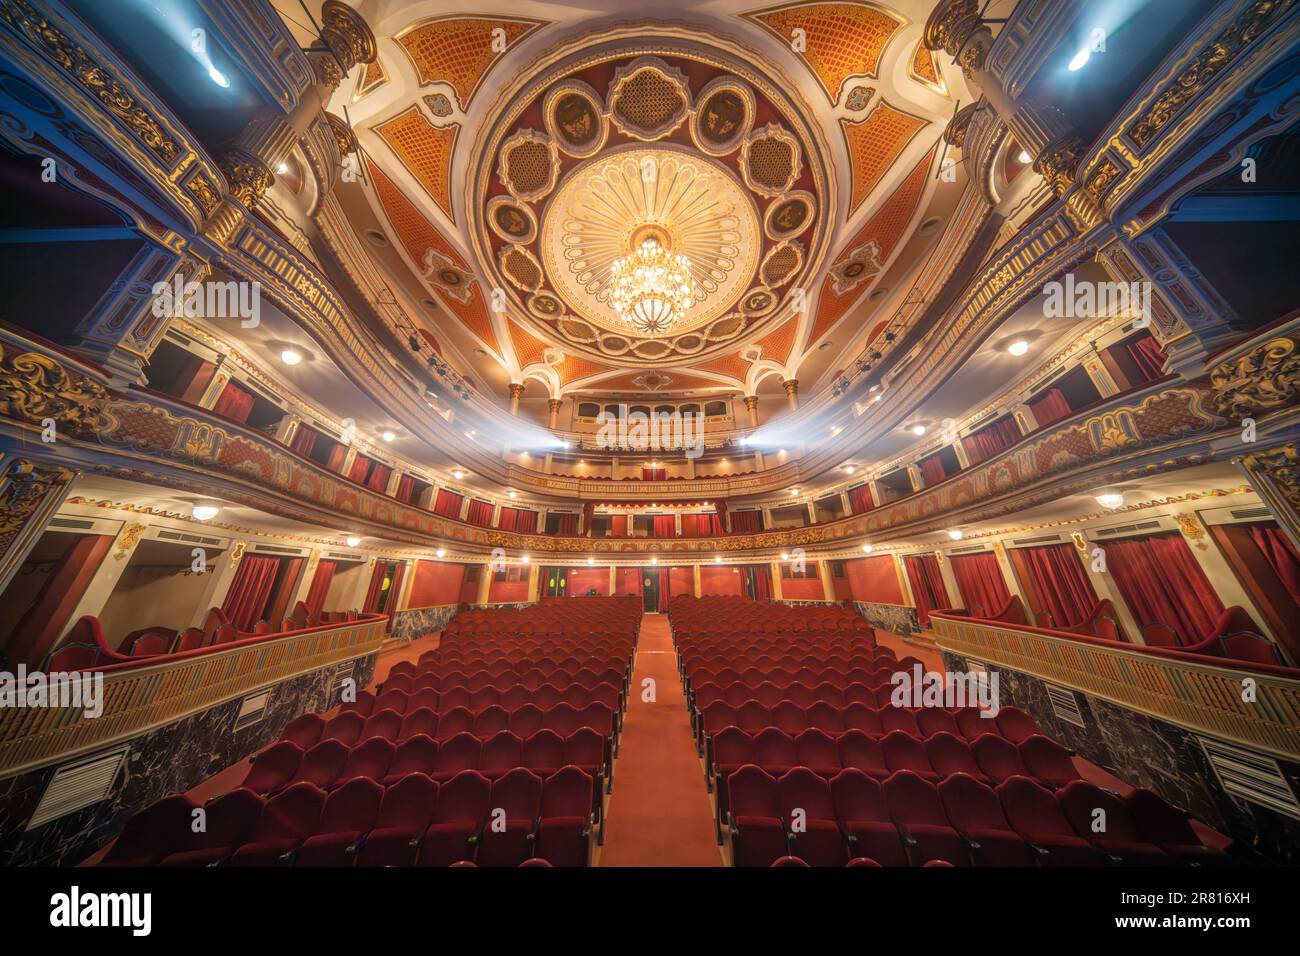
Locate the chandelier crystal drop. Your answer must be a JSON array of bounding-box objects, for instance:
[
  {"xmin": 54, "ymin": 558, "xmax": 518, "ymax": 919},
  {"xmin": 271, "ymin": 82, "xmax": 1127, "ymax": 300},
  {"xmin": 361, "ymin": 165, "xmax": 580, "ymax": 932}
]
[{"xmin": 607, "ymin": 235, "xmax": 697, "ymax": 336}]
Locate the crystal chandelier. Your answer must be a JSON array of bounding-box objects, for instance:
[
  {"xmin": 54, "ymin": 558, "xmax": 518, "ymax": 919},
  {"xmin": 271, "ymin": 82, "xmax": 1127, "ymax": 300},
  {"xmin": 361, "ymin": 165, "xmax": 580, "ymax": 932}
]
[{"xmin": 607, "ymin": 232, "xmax": 697, "ymax": 335}]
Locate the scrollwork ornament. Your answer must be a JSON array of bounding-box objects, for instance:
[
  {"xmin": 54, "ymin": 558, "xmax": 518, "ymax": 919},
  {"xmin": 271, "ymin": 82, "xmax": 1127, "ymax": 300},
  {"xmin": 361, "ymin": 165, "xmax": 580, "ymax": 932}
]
[
  {"xmin": 0, "ymin": 343, "xmax": 108, "ymax": 436},
  {"xmin": 1209, "ymin": 336, "xmax": 1300, "ymax": 419}
]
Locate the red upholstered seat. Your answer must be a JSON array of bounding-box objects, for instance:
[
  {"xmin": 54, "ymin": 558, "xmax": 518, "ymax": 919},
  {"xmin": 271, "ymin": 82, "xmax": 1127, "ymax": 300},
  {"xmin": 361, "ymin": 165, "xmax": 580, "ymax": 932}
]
[
  {"xmin": 829, "ymin": 769, "xmax": 908, "ymax": 867},
  {"xmin": 477, "ymin": 768, "xmax": 544, "ymax": 867},
  {"xmin": 294, "ymin": 777, "xmax": 384, "ymax": 866},
  {"xmin": 937, "ymin": 773, "xmax": 1037, "ymax": 867},
  {"xmin": 479, "ymin": 730, "xmax": 524, "ymax": 781},
  {"xmin": 523, "ymin": 729, "xmax": 566, "ymax": 778},
  {"xmin": 727, "ymin": 765, "xmax": 789, "ymax": 868},
  {"xmin": 294, "ymin": 739, "xmax": 350, "ymax": 789},
  {"xmin": 158, "ymin": 789, "xmax": 264, "ymax": 867},
  {"xmin": 778, "ymin": 768, "xmax": 849, "ymax": 867},
  {"xmin": 972, "ymin": 734, "xmax": 1030, "ymax": 784},
  {"xmin": 229, "ymin": 782, "xmax": 326, "ymax": 866},
  {"xmin": 994, "ymin": 707, "xmax": 1042, "ymax": 743},
  {"xmin": 99, "ymin": 795, "xmax": 199, "ymax": 866},
  {"xmin": 883, "ymin": 770, "xmax": 969, "ymax": 866},
  {"xmin": 536, "ymin": 767, "xmax": 595, "ymax": 867},
  {"xmin": 1056, "ymin": 781, "xmax": 1169, "ymax": 865},
  {"xmin": 384, "ymin": 734, "xmax": 439, "ymax": 785},
  {"xmin": 881, "ymin": 731, "xmax": 939, "ymax": 781},
  {"xmin": 1017, "ymin": 735, "xmax": 1081, "ymax": 790},
  {"xmin": 1124, "ymin": 789, "xmax": 1229, "ymax": 863},
  {"xmin": 924, "ymin": 732, "xmax": 986, "ymax": 783},
  {"xmin": 241, "ymin": 740, "xmax": 304, "ymax": 795},
  {"xmin": 358, "ymin": 773, "xmax": 439, "ymax": 867},
  {"xmin": 996, "ymin": 775, "xmax": 1108, "ymax": 866},
  {"xmin": 419, "ymin": 770, "xmax": 492, "ymax": 867}
]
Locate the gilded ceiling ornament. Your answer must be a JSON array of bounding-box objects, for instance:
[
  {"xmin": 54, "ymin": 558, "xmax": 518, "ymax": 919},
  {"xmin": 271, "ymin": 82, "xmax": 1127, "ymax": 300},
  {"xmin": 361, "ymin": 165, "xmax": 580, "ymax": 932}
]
[
  {"xmin": 1209, "ymin": 335, "xmax": 1300, "ymax": 420},
  {"xmin": 740, "ymin": 123, "xmax": 803, "ymax": 197},
  {"xmin": 844, "ymin": 85, "xmax": 875, "ymax": 112},
  {"xmin": 497, "ymin": 129, "xmax": 561, "ymax": 202},
  {"xmin": 0, "ymin": 344, "xmax": 109, "ymax": 436},
  {"xmin": 486, "ymin": 196, "xmax": 538, "ymax": 244},
  {"xmin": 230, "ymin": 542, "xmax": 247, "ymax": 566},
  {"xmin": 218, "ymin": 148, "xmax": 275, "ymax": 208},
  {"xmin": 319, "ymin": 0, "xmax": 379, "ymax": 76},
  {"xmin": 829, "ymin": 238, "xmax": 883, "ymax": 296},
  {"xmin": 183, "ymin": 171, "xmax": 222, "ymax": 216},
  {"xmin": 543, "ymin": 80, "xmax": 608, "ymax": 158},
  {"xmin": 423, "ymin": 93, "xmax": 453, "ymax": 117},
  {"xmin": 1033, "ymin": 135, "xmax": 1086, "ymax": 197},
  {"xmin": 419, "ymin": 247, "xmax": 474, "ymax": 304},
  {"xmin": 1173, "ymin": 511, "xmax": 1207, "ymax": 546},
  {"xmin": 759, "ymin": 240, "xmax": 804, "ymax": 288},
  {"xmin": 690, "ymin": 77, "xmax": 755, "ymax": 156},
  {"xmin": 923, "ymin": 0, "xmax": 990, "ymax": 79},
  {"xmin": 943, "ymin": 103, "xmax": 978, "ymax": 149},
  {"xmin": 607, "ymin": 57, "xmax": 692, "ymax": 141},
  {"xmin": 113, "ymin": 523, "xmax": 144, "ymax": 561},
  {"xmin": 325, "ymin": 112, "xmax": 357, "ymax": 156},
  {"xmin": 764, "ymin": 191, "xmax": 816, "ymax": 242}
]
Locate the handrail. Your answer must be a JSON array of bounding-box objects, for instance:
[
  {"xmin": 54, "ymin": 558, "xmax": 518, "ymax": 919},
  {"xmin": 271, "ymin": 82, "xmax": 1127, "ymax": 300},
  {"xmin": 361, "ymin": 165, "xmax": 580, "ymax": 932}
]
[
  {"xmin": 931, "ymin": 612, "xmax": 1300, "ymax": 760},
  {"xmin": 0, "ymin": 615, "xmax": 388, "ymax": 779}
]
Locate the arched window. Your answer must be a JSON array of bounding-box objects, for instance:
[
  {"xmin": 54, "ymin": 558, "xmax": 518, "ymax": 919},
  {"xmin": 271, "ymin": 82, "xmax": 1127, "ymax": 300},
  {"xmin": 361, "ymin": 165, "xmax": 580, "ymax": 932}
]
[
  {"xmin": 577, "ymin": 402, "xmax": 600, "ymax": 418},
  {"xmin": 704, "ymin": 400, "xmax": 728, "ymax": 417}
]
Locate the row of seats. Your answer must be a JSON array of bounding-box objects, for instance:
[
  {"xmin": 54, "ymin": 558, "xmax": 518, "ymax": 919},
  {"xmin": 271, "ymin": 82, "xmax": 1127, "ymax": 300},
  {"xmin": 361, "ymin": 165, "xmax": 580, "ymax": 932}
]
[
  {"xmin": 669, "ymin": 595, "xmax": 873, "ymax": 639},
  {"xmin": 700, "ymin": 702, "xmax": 1039, "ymax": 743},
  {"xmin": 335, "ymin": 683, "xmax": 624, "ymax": 720},
  {"xmin": 727, "ymin": 767, "xmax": 1228, "ymax": 867},
  {"xmin": 280, "ymin": 702, "xmax": 617, "ymax": 749},
  {"xmin": 682, "ymin": 656, "xmax": 910, "ymax": 686},
  {"xmin": 99, "ymin": 769, "xmax": 596, "ymax": 868},
  {"xmin": 442, "ymin": 596, "xmax": 640, "ymax": 642},
  {"xmin": 377, "ymin": 666, "xmax": 628, "ymax": 694},
  {"xmin": 694, "ymin": 678, "xmax": 976, "ymax": 711}
]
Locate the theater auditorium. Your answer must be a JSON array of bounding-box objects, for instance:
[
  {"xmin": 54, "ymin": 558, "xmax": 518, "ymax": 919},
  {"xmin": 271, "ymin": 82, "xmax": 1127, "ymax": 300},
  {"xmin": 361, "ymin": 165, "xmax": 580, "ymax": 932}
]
[{"xmin": 0, "ymin": 0, "xmax": 1297, "ymax": 893}]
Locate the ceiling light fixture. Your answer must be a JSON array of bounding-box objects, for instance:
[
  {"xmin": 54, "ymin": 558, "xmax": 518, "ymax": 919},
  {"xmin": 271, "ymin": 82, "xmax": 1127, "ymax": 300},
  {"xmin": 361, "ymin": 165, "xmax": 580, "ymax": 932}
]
[
  {"xmin": 280, "ymin": 349, "xmax": 302, "ymax": 366},
  {"xmin": 1008, "ymin": 339, "xmax": 1030, "ymax": 356},
  {"xmin": 345, "ymin": 535, "xmax": 361, "ymax": 548},
  {"xmin": 844, "ymin": 465, "xmax": 856, "ymax": 475},
  {"xmin": 191, "ymin": 504, "xmax": 220, "ymax": 521},
  {"xmin": 650, "ymin": 556, "xmax": 659, "ymax": 564},
  {"xmin": 608, "ymin": 229, "xmax": 697, "ymax": 335},
  {"xmin": 381, "ymin": 430, "xmax": 396, "ymax": 442},
  {"xmin": 208, "ymin": 66, "xmax": 230, "ymax": 87},
  {"xmin": 275, "ymin": 161, "xmax": 289, "ymax": 175},
  {"xmin": 1068, "ymin": 48, "xmax": 1090, "ymax": 71},
  {"xmin": 947, "ymin": 530, "xmax": 964, "ymax": 541},
  {"xmin": 451, "ymin": 469, "xmax": 464, "ymax": 480},
  {"xmin": 862, "ymin": 544, "xmax": 873, "ymax": 553},
  {"xmin": 911, "ymin": 424, "xmax": 927, "ymax": 436},
  {"xmin": 521, "ymin": 555, "xmax": 530, "ymax": 564},
  {"xmin": 587, "ymin": 557, "xmax": 594, "ymax": 565},
  {"xmin": 714, "ymin": 555, "xmax": 722, "ymax": 563},
  {"xmin": 1096, "ymin": 492, "xmax": 1124, "ymax": 509},
  {"xmin": 435, "ymin": 548, "xmax": 446, "ymax": 558},
  {"xmin": 1017, "ymin": 149, "xmax": 1032, "ymax": 165},
  {"xmin": 508, "ymin": 491, "xmax": 518, "ymax": 499}
]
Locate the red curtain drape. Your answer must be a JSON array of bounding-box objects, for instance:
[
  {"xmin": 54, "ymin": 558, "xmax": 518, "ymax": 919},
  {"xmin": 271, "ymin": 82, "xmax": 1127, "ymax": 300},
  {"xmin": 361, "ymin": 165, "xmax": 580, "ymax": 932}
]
[
  {"xmin": 515, "ymin": 509, "xmax": 537, "ymax": 533},
  {"xmin": 963, "ymin": 416, "xmax": 1022, "ymax": 465},
  {"xmin": 362, "ymin": 561, "xmax": 388, "ymax": 614},
  {"xmin": 652, "ymin": 515, "xmax": 677, "ymax": 537},
  {"xmin": 221, "ymin": 554, "xmax": 280, "ymax": 631},
  {"xmin": 750, "ymin": 564, "xmax": 772, "ymax": 601},
  {"xmin": 658, "ymin": 569, "xmax": 670, "ymax": 612},
  {"xmin": 731, "ymin": 510, "xmax": 762, "ymax": 533},
  {"xmin": 1248, "ymin": 524, "xmax": 1300, "ymax": 604},
  {"xmin": 611, "ymin": 514, "xmax": 628, "ymax": 536},
  {"xmin": 848, "ymin": 484, "xmax": 874, "ymax": 514},
  {"xmin": 582, "ymin": 502, "xmax": 596, "ymax": 536},
  {"xmin": 304, "ymin": 560, "xmax": 337, "ymax": 616},
  {"xmin": 366, "ymin": 464, "xmax": 392, "ymax": 493},
  {"xmin": 1102, "ymin": 532, "xmax": 1225, "ymax": 641},
  {"xmin": 950, "ymin": 552, "xmax": 1012, "ymax": 618},
  {"xmin": 1028, "ymin": 387, "xmax": 1072, "ymax": 428},
  {"xmin": 498, "ymin": 507, "xmax": 519, "ymax": 532},
  {"xmin": 554, "ymin": 512, "xmax": 578, "ymax": 535},
  {"xmin": 289, "ymin": 425, "xmax": 316, "ymax": 457},
  {"xmin": 386, "ymin": 562, "xmax": 405, "ymax": 625},
  {"xmin": 715, "ymin": 500, "xmax": 729, "ymax": 533},
  {"xmin": 433, "ymin": 489, "xmax": 463, "ymax": 519},
  {"xmin": 466, "ymin": 499, "xmax": 494, "ymax": 527},
  {"xmin": 904, "ymin": 553, "xmax": 949, "ymax": 626},
  {"xmin": 1008, "ymin": 543, "xmax": 1099, "ymax": 628},
  {"xmin": 395, "ymin": 475, "xmax": 415, "ymax": 504},
  {"xmin": 642, "ymin": 467, "xmax": 667, "ymax": 480},
  {"xmin": 919, "ymin": 453, "xmax": 947, "ymax": 487},
  {"xmin": 213, "ymin": 382, "xmax": 255, "ymax": 424},
  {"xmin": 348, "ymin": 454, "xmax": 372, "ymax": 484},
  {"xmin": 325, "ymin": 443, "xmax": 347, "ymax": 473},
  {"xmin": 1126, "ymin": 334, "xmax": 1167, "ymax": 382}
]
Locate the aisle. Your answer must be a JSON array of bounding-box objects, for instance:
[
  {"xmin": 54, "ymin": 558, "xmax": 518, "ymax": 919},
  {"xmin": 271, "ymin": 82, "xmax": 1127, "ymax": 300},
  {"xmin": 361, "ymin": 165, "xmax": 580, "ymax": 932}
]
[{"xmin": 598, "ymin": 614, "xmax": 724, "ymax": 866}]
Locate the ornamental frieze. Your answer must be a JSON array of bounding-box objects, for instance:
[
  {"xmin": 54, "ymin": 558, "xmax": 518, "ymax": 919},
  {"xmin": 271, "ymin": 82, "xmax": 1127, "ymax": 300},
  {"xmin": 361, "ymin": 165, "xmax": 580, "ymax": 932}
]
[{"xmin": 1209, "ymin": 334, "xmax": 1300, "ymax": 420}]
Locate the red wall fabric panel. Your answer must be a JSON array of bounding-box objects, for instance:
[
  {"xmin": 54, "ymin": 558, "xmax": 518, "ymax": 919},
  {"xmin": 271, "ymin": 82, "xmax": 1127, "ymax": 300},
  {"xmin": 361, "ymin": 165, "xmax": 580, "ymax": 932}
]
[
  {"xmin": 847, "ymin": 484, "xmax": 874, "ymax": 513},
  {"xmin": 700, "ymin": 566, "xmax": 745, "ymax": 596},
  {"xmin": 963, "ymin": 416, "xmax": 1022, "ymax": 465},
  {"xmin": 289, "ymin": 425, "xmax": 317, "ymax": 457},
  {"xmin": 304, "ymin": 560, "xmax": 336, "ymax": 616},
  {"xmin": 407, "ymin": 560, "xmax": 466, "ymax": 607},
  {"xmin": 919, "ymin": 453, "xmax": 947, "ymax": 487},
  {"xmin": 780, "ymin": 566, "xmax": 825, "ymax": 601},
  {"xmin": 669, "ymin": 566, "xmax": 693, "ymax": 598},
  {"xmin": 348, "ymin": 454, "xmax": 372, "ymax": 484},
  {"xmin": 213, "ymin": 382, "xmax": 255, "ymax": 424},
  {"xmin": 1028, "ymin": 387, "xmax": 1072, "ymax": 428},
  {"xmin": 731, "ymin": 510, "xmax": 762, "ymax": 533},
  {"xmin": 565, "ymin": 568, "xmax": 610, "ymax": 596},
  {"xmin": 394, "ymin": 475, "xmax": 415, "ymax": 503},
  {"xmin": 366, "ymin": 464, "xmax": 392, "ymax": 493},
  {"xmin": 843, "ymin": 555, "xmax": 904, "ymax": 604},
  {"xmin": 466, "ymin": 499, "xmax": 494, "ymax": 527},
  {"xmin": 488, "ymin": 576, "xmax": 530, "ymax": 603},
  {"xmin": 615, "ymin": 567, "xmax": 642, "ymax": 597},
  {"xmin": 222, "ymin": 554, "xmax": 281, "ymax": 630}
]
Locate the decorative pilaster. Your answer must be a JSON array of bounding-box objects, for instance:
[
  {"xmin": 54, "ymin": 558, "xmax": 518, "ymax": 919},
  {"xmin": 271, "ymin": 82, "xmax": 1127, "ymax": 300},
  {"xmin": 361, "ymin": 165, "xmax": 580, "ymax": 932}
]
[
  {"xmin": 1236, "ymin": 444, "xmax": 1300, "ymax": 550},
  {"xmin": 743, "ymin": 394, "xmax": 759, "ymax": 427},
  {"xmin": 548, "ymin": 398, "xmax": 563, "ymax": 429},
  {"xmin": 218, "ymin": 147, "xmax": 276, "ymax": 209},
  {"xmin": 508, "ymin": 383, "xmax": 526, "ymax": 415},
  {"xmin": 781, "ymin": 379, "xmax": 798, "ymax": 411},
  {"xmin": 0, "ymin": 459, "xmax": 79, "ymax": 598}
]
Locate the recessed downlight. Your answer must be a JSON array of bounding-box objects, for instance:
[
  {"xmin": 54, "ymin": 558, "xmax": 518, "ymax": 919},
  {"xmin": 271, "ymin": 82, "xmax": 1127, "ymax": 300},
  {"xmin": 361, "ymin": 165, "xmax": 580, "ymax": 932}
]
[
  {"xmin": 280, "ymin": 349, "xmax": 302, "ymax": 366},
  {"xmin": 1008, "ymin": 339, "xmax": 1030, "ymax": 356}
]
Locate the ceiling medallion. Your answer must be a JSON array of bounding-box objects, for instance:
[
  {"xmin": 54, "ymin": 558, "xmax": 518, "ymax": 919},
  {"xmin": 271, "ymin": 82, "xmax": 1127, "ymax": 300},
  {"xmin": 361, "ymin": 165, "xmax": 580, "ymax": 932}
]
[
  {"xmin": 607, "ymin": 57, "xmax": 692, "ymax": 141},
  {"xmin": 608, "ymin": 227, "xmax": 698, "ymax": 335},
  {"xmin": 541, "ymin": 144, "xmax": 760, "ymax": 337}
]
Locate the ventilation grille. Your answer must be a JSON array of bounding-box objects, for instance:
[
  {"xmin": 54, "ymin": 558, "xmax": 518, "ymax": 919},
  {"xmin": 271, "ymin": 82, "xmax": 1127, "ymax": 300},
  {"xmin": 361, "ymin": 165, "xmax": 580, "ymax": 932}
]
[
  {"xmin": 327, "ymin": 551, "xmax": 361, "ymax": 561},
  {"xmin": 1030, "ymin": 365, "xmax": 1067, "ymax": 392},
  {"xmin": 1012, "ymin": 533, "xmax": 1064, "ymax": 546},
  {"xmin": 48, "ymin": 517, "xmax": 97, "ymax": 532},
  {"xmin": 967, "ymin": 411, "xmax": 998, "ymax": 430},
  {"xmin": 309, "ymin": 419, "xmax": 341, "ymax": 440},
  {"xmin": 157, "ymin": 529, "xmax": 221, "ymax": 546},
  {"xmin": 1199, "ymin": 737, "xmax": 1300, "ymax": 820},
  {"xmin": 950, "ymin": 544, "xmax": 988, "ymax": 554},
  {"xmin": 27, "ymin": 748, "xmax": 128, "ymax": 830},
  {"xmin": 252, "ymin": 544, "xmax": 304, "ymax": 556},
  {"xmin": 1095, "ymin": 520, "xmax": 1162, "ymax": 538},
  {"xmin": 1045, "ymin": 683, "xmax": 1085, "ymax": 728},
  {"xmin": 334, "ymin": 661, "xmax": 357, "ymax": 694},
  {"xmin": 1229, "ymin": 507, "xmax": 1272, "ymax": 521},
  {"xmin": 233, "ymin": 691, "xmax": 272, "ymax": 733}
]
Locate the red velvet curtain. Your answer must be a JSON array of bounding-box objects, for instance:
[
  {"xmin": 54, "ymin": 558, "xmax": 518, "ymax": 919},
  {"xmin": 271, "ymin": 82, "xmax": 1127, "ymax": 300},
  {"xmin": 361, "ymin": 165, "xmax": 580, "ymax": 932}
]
[
  {"xmin": 515, "ymin": 509, "xmax": 538, "ymax": 533},
  {"xmin": 554, "ymin": 512, "xmax": 578, "ymax": 535},
  {"xmin": 642, "ymin": 467, "xmax": 667, "ymax": 480},
  {"xmin": 289, "ymin": 425, "xmax": 317, "ymax": 457},
  {"xmin": 348, "ymin": 454, "xmax": 371, "ymax": 484},
  {"xmin": 847, "ymin": 484, "xmax": 874, "ymax": 514},
  {"xmin": 715, "ymin": 500, "xmax": 729, "ymax": 533},
  {"xmin": 325, "ymin": 444, "xmax": 347, "ymax": 473},
  {"xmin": 1008, "ymin": 543, "xmax": 1098, "ymax": 628},
  {"xmin": 305, "ymin": 560, "xmax": 337, "ymax": 616},
  {"xmin": 213, "ymin": 382, "xmax": 255, "ymax": 424},
  {"xmin": 904, "ymin": 553, "xmax": 949, "ymax": 626},
  {"xmin": 1126, "ymin": 334, "xmax": 1167, "ymax": 382},
  {"xmin": 652, "ymin": 515, "xmax": 677, "ymax": 537},
  {"xmin": 611, "ymin": 514, "xmax": 628, "ymax": 536},
  {"xmin": 749, "ymin": 564, "xmax": 772, "ymax": 601},
  {"xmin": 498, "ymin": 507, "xmax": 519, "ymax": 532},
  {"xmin": 950, "ymin": 552, "xmax": 1012, "ymax": 618},
  {"xmin": 466, "ymin": 499, "xmax": 494, "ymax": 527},
  {"xmin": 731, "ymin": 510, "xmax": 762, "ymax": 533},
  {"xmin": 582, "ymin": 502, "xmax": 596, "ymax": 536},
  {"xmin": 919, "ymin": 453, "xmax": 947, "ymax": 487},
  {"xmin": 1248, "ymin": 524, "xmax": 1300, "ymax": 604},
  {"xmin": 658, "ymin": 569, "xmax": 670, "ymax": 612},
  {"xmin": 1028, "ymin": 387, "xmax": 1072, "ymax": 428},
  {"xmin": 1102, "ymin": 532, "xmax": 1225, "ymax": 641},
  {"xmin": 386, "ymin": 562, "xmax": 406, "ymax": 623},
  {"xmin": 963, "ymin": 416, "xmax": 1022, "ymax": 465},
  {"xmin": 221, "ymin": 554, "xmax": 280, "ymax": 630},
  {"xmin": 433, "ymin": 489, "xmax": 463, "ymax": 519},
  {"xmin": 366, "ymin": 464, "xmax": 392, "ymax": 493},
  {"xmin": 394, "ymin": 475, "xmax": 415, "ymax": 504},
  {"xmin": 362, "ymin": 561, "xmax": 388, "ymax": 614}
]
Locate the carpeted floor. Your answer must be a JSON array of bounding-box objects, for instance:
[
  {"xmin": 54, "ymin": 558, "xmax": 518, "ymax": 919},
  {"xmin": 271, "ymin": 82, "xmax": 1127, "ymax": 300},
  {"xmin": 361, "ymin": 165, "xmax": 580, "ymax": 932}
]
[{"xmin": 598, "ymin": 614, "xmax": 724, "ymax": 866}]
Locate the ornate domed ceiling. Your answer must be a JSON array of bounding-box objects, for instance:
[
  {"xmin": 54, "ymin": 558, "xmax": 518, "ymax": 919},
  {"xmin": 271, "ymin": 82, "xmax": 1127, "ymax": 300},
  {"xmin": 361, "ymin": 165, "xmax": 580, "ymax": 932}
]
[{"xmin": 341, "ymin": 3, "xmax": 955, "ymax": 409}]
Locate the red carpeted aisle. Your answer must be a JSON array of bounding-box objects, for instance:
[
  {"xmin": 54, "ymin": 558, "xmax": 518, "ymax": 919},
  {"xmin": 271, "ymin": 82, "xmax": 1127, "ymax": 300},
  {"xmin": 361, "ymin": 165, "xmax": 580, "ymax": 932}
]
[{"xmin": 598, "ymin": 614, "xmax": 723, "ymax": 866}]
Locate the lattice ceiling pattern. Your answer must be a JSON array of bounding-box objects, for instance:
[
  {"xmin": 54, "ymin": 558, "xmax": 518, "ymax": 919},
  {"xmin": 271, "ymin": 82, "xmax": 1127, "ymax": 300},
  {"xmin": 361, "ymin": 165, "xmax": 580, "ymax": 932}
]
[
  {"xmin": 373, "ymin": 106, "xmax": 459, "ymax": 221},
  {"xmin": 395, "ymin": 15, "xmax": 547, "ymax": 109}
]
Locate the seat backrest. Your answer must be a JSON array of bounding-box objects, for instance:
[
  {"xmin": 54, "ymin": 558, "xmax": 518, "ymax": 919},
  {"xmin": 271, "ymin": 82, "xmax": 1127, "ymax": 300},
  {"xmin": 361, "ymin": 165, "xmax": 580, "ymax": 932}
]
[
  {"xmin": 994, "ymin": 707, "xmax": 1041, "ymax": 744},
  {"xmin": 433, "ymin": 770, "xmax": 491, "ymax": 825},
  {"xmin": 254, "ymin": 782, "xmax": 326, "ymax": 840},
  {"xmin": 1139, "ymin": 622, "xmax": 1181, "ymax": 647},
  {"xmin": 389, "ymin": 734, "xmax": 439, "ymax": 778},
  {"xmin": 282, "ymin": 713, "xmax": 325, "ymax": 749},
  {"xmin": 777, "ymin": 767, "xmax": 836, "ymax": 820},
  {"xmin": 197, "ymin": 788, "xmax": 265, "ymax": 848},
  {"xmin": 830, "ymin": 768, "xmax": 888, "ymax": 822},
  {"xmin": 997, "ymin": 775, "xmax": 1075, "ymax": 837},
  {"xmin": 1124, "ymin": 788, "xmax": 1199, "ymax": 846},
  {"xmin": 883, "ymin": 769, "xmax": 947, "ymax": 826},
  {"xmin": 937, "ymin": 772, "xmax": 1009, "ymax": 831},
  {"xmin": 540, "ymin": 766, "xmax": 592, "ymax": 819},
  {"xmin": 102, "ymin": 794, "xmax": 200, "ymax": 864},
  {"xmin": 793, "ymin": 728, "xmax": 840, "ymax": 769},
  {"xmin": 479, "ymin": 730, "xmax": 524, "ymax": 774},
  {"xmin": 972, "ymin": 733, "xmax": 1027, "ymax": 781},
  {"xmin": 319, "ymin": 777, "xmax": 384, "ymax": 832},
  {"xmin": 727, "ymin": 765, "xmax": 779, "ymax": 818},
  {"xmin": 1057, "ymin": 780, "xmax": 1144, "ymax": 842},
  {"xmin": 375, "ymin": 772, "xmax": 439, "ymax": 829},
  {"xmin": 490, "ymin": 768, "xmax": 543, "ymax": 818}
]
